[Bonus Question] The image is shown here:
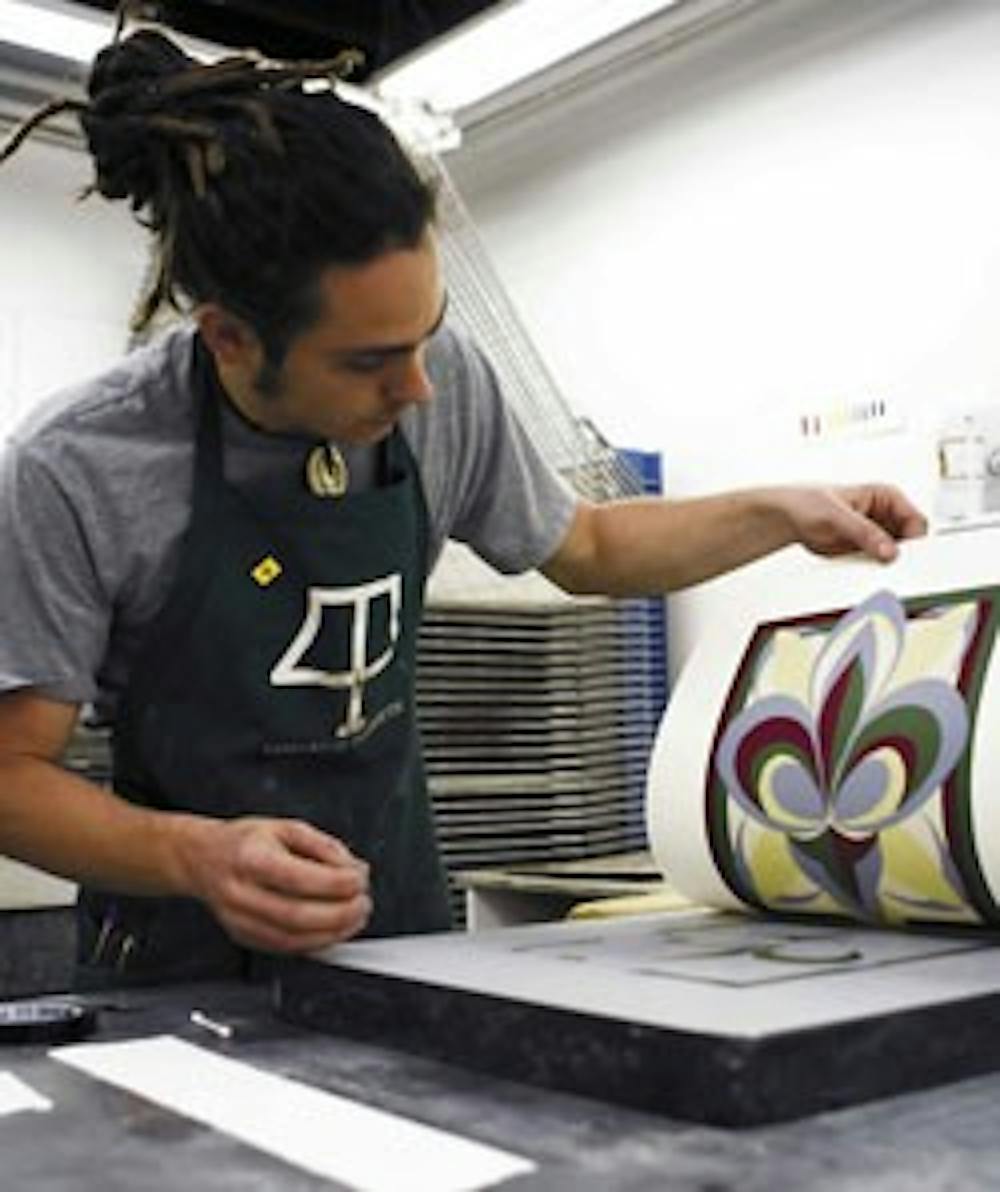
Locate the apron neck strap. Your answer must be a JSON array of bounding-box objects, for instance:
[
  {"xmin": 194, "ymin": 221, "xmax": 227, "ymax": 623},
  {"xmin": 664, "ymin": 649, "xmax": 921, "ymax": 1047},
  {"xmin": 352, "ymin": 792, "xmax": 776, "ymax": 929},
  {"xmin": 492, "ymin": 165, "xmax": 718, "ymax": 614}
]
[{"xmin": 191, "ymin": 333, "xmax": 226, "ymax": 498}]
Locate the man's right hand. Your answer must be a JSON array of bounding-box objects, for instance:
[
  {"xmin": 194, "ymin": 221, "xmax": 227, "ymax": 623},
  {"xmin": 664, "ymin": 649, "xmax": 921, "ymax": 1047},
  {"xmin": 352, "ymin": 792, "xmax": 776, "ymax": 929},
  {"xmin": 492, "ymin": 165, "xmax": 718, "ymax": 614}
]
[
  {"xmin": 0, "ymin": 690, "xmax": 372, "ymax": 955},
  {"xmin": 178, "ymin": 816, "xmax": 372, "ymax": 954}
]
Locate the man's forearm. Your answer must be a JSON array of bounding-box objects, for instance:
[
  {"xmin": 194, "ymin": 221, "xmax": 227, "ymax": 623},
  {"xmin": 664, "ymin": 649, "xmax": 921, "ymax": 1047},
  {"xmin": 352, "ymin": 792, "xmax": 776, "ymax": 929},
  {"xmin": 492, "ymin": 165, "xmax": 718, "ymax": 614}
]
[
  {"xmin": 542, "ymin": 481, "xmax": 923, "ymax": 597},
  {"xmin": 0, "ymin": 754, "xmax": 210, "ymax": 896},
  {"xmin": 545, "ymin": 489, "xmax": 796, "ymax": 596},
  {"xmin": 0, "ymin": 690, "xmax": 372, "ymax": 954},
  {"xmin": 0, "ymin": 754, "xmax": 372, "ymax": 954}
]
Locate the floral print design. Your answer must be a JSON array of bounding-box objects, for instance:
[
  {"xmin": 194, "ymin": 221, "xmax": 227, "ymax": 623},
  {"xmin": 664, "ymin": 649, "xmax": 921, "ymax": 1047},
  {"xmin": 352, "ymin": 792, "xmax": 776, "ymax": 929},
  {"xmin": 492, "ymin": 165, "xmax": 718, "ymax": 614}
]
[{"xmin": 711, "ymin": 590, "xmax": 980, "ymax": 922}]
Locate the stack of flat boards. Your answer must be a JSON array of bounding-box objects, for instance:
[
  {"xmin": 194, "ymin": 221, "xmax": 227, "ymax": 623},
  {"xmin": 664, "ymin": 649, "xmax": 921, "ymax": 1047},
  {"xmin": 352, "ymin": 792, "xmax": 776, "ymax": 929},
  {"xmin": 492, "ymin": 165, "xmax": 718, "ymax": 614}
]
[
  {"xmin": 62, "ymin": 720, "xmax": 113, "ymax": 787},
  {"xmin": 417, "ymin": 596, "xmax": 666, "ymax": 918}
]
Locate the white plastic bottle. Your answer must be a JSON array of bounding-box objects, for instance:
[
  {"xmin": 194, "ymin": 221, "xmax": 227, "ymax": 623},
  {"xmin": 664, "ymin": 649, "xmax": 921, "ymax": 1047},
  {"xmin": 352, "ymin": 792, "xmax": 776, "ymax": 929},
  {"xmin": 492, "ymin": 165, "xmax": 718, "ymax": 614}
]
[{"xmin": 936, "ymin": 413, "xmax": 986, "ymax": 523}]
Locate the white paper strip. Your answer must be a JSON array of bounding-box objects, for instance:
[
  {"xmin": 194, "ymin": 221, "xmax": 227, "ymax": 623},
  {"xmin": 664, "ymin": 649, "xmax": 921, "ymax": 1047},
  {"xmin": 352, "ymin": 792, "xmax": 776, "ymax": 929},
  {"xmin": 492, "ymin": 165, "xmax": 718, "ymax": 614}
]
[
  {"xmin": 52, "ymin": 1036, "xmax": 534, "ymax": 1192},
  {"xmin": 0, "ymin": 1071, "xmax": 52, "ymax": 1115}
]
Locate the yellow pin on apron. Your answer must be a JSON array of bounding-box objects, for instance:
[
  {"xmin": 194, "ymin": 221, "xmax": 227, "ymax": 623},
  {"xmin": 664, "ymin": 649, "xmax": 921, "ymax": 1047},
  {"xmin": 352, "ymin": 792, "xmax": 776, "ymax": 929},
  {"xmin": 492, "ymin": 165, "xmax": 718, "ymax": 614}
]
[{"xmin": 250, "ymin": 555, "xmax": 282, "ymax": 586}]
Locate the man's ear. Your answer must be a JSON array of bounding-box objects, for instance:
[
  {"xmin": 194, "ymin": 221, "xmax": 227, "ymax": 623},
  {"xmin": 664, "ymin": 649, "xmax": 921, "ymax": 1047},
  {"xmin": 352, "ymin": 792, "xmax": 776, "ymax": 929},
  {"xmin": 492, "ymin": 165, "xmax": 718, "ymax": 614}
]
[{"xmin": 195, "ymin": 305, "xmax": 262, "ymax": 371}]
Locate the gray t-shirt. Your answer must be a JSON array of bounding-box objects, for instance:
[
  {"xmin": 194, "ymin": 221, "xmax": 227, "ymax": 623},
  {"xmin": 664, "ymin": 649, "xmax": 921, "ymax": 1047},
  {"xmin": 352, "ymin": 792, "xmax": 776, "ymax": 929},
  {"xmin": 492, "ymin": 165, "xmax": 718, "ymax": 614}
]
[{"xmin": 0, "ymin": 322, "xmax": 576, "ymax": 712}]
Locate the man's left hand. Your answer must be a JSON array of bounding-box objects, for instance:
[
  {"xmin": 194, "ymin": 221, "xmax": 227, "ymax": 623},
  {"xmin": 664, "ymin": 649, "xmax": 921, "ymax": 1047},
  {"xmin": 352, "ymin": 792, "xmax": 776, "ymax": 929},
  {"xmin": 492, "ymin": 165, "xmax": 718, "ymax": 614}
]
[{"xmin": 779, "ymin": 484, "xmax": 928, "ymax": 563}]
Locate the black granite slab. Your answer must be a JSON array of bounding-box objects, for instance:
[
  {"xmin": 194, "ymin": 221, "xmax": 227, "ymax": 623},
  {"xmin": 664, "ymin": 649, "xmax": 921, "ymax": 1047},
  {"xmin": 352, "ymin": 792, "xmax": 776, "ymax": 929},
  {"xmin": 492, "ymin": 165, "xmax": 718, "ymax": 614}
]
[{"xmin": 275, "ymin": 955, "xmax": 1000, "ymax": 1127}]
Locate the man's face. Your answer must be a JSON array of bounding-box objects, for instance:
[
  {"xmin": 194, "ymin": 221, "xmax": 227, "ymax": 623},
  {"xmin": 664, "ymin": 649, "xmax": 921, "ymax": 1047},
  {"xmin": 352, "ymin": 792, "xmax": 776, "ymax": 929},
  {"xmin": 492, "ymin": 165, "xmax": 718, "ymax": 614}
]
[{"xmin": 226, "ymin": 230, "xmax": 446, "ymax": 444}]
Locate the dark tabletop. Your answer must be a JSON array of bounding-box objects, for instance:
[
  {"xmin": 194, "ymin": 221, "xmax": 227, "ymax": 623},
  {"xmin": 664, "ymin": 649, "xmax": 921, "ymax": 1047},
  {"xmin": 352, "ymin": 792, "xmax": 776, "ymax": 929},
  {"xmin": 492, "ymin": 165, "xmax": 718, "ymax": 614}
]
[{"xmin": 1, "ymin": 978, "xmax": 997, "ymax": 1191}]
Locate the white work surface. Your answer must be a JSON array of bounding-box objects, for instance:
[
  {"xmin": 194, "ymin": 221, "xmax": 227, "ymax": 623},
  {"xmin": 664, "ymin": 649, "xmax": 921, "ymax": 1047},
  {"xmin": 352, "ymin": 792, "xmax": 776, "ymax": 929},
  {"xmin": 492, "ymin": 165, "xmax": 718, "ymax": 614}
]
[{"xmin": 0, "ymin": 858, "xmax": 76, "ymax": 910}]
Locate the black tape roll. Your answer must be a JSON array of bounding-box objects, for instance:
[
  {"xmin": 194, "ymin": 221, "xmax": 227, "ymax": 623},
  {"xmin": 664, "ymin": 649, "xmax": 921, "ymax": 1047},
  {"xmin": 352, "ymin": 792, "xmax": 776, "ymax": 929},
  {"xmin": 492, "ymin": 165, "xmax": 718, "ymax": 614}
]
[{"xmin": 0, "ymin": 1000, "xmax": 98, "ymax": 1044}]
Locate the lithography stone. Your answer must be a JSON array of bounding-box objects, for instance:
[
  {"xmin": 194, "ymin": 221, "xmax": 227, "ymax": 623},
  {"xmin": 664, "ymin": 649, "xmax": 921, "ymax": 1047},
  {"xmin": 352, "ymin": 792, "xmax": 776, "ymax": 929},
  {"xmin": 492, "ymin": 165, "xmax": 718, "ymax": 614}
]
[{"xmin": 276, "ymin": 911, "xmax": 1000, "ymax": 1127}]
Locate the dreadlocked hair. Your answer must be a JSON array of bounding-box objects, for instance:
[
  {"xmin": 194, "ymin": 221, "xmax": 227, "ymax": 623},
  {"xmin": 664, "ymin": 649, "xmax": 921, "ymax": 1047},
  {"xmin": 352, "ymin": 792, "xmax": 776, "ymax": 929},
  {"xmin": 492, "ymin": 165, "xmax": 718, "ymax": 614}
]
[{"xmin": 1, "ymin": 28, "xmax": 436, "ymax": 386}]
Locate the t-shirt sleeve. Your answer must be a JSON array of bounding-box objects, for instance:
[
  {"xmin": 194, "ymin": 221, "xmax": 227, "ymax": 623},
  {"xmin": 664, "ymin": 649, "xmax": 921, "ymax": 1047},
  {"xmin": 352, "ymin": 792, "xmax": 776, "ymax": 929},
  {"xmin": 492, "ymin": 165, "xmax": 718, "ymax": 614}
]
[
  {"xmin": 414, "ymin": 326, "xmax": 578, "ymax": 574},
  {"xmin": 0, "ymin": 439, "xmax": 111, "ymax": 703}
]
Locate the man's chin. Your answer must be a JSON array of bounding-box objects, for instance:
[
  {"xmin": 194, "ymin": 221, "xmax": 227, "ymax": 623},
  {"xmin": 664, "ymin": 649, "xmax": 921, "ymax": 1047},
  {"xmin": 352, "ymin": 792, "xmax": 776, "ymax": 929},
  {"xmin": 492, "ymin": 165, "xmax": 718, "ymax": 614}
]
[{"xmin": 354, "ymin": 420, "xmax": 397, "ymax": 445}]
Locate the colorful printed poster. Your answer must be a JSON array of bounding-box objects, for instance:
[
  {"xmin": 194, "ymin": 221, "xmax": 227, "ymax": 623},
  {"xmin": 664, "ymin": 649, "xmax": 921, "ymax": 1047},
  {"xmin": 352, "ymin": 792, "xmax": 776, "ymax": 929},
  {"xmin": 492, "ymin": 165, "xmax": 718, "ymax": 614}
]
[{"xmin": 647, "ymin": 529, "xmax": 1000, "ymax": 927}]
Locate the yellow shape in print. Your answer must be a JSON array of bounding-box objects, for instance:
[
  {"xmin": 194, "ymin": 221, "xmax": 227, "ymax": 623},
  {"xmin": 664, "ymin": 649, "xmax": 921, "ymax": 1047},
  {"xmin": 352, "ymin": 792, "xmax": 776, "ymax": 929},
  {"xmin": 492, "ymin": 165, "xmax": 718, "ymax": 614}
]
[
  {"xmin": 878, "ymin": 821, "xmax": 977, "ymax": 923},
  {"xmin": 251, "ymin": 555, "xmax": 283, "ymax": 587},
  {"xmin": 889, "ymin": 602, "xmax": 979, "ymax": 693},
  {"xmin": 757, "ymin": 628, "xmax": 815, "ymax": 704},
  {"xmin": 746, "ymin": 830, "xmax": 813, "ymax": 903}
]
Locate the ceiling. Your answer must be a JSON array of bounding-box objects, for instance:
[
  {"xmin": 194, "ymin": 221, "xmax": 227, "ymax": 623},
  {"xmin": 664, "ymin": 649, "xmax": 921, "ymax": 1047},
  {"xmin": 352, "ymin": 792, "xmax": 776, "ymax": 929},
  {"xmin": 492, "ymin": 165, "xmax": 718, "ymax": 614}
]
[{"xmin": 71, "ymin": 1, "xmax": 505, "ymax": 79}]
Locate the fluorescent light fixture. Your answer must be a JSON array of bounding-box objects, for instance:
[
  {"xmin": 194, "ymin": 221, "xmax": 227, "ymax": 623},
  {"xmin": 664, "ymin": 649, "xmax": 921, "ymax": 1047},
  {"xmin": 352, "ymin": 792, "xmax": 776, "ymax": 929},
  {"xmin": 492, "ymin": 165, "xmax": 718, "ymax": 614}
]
[
  {"xmin": 0, "ymin": 0, "xmax": 225, "ymax": 69},
  {"xmin": 0, "ymin": 0, "xmax": 112, "ymax": 66},
  {"xmin": 376, "ymin": 0, "xmax": 682, "ymax": 115}
]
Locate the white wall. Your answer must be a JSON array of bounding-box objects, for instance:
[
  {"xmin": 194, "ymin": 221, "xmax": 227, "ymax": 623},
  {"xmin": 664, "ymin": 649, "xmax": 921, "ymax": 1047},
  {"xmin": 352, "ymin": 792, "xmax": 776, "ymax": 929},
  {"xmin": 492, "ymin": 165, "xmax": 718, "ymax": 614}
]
[
  {"xmin": 0, "ymin": 134, "xmax": 146, "ymax": 438},
  {"xmin": 446, "ymin": 0, "xmax": 1000, "ymax": 673}
]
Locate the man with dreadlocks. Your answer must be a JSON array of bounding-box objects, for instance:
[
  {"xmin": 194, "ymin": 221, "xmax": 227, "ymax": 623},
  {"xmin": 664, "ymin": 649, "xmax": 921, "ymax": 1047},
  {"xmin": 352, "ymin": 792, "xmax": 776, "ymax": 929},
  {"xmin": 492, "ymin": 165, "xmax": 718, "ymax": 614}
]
[{"xmin": 0, "ymin": 28, "xmax": 924, "ymax": 986}]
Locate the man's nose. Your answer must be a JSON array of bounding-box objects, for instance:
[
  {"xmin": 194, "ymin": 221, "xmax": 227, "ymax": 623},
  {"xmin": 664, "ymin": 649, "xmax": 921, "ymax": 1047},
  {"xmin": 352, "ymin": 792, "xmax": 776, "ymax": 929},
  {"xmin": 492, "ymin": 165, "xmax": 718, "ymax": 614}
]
[{"xmin": 387, "ymin": 352, "xmax": 434, "ymax": 408}]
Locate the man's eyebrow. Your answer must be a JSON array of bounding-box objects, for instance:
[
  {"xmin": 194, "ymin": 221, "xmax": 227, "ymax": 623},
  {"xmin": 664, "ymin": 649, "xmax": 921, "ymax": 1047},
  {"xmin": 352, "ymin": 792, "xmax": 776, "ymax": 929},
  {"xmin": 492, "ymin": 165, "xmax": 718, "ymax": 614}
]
[{"xmin": 339, "ymin": 293, "xmax": 449, "ymax": 359}]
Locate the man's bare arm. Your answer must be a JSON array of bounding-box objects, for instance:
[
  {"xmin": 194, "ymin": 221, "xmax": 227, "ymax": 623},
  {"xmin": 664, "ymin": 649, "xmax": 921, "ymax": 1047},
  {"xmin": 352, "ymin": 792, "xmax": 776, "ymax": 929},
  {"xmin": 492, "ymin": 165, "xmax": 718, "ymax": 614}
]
[
  {"xmin": 0, "ymin": 690, "xmax": 370, "ymax": 953},
  {"xmin": 542, "ymin": 484, "xmax": 927, "ymax": 596}
]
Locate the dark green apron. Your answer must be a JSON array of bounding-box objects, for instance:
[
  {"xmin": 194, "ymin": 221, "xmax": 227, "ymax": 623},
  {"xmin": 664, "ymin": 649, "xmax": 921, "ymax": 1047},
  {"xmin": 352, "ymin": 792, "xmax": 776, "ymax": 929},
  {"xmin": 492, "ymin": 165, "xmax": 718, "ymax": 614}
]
[{"xmin": 76, "ymin": 340, "xmax": 451, "ymax": 987}]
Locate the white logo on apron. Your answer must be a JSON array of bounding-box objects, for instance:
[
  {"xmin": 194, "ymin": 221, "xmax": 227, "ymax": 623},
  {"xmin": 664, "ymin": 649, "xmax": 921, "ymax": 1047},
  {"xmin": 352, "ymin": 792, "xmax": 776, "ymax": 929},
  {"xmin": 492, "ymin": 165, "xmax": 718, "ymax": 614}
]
[{"xmin": 270, "ymin": 575, "xmax": 402, "ymax": 739}]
